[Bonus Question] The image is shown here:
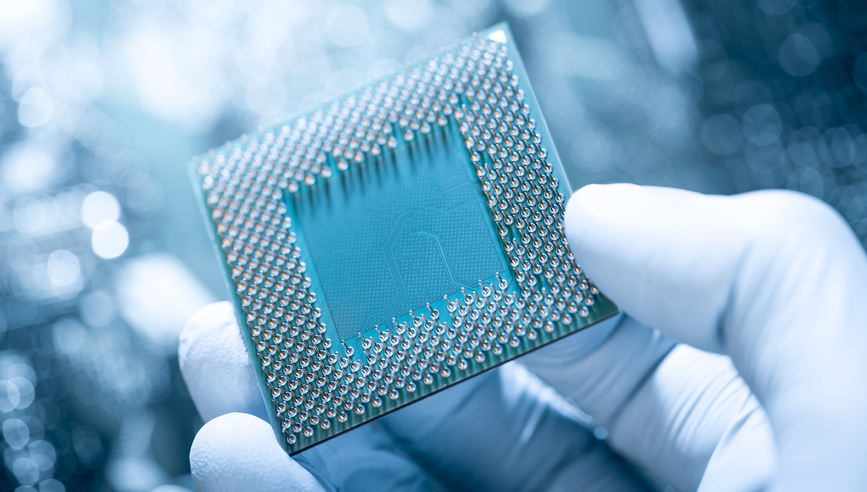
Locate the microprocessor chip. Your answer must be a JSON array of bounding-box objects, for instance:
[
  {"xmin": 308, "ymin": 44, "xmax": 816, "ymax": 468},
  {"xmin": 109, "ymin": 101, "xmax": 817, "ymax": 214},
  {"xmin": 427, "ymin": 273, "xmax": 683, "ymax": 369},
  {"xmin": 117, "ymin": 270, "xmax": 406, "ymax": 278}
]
[{"xmin": 190, "ymin": 23, "xmax": 618, "ymax": 454}]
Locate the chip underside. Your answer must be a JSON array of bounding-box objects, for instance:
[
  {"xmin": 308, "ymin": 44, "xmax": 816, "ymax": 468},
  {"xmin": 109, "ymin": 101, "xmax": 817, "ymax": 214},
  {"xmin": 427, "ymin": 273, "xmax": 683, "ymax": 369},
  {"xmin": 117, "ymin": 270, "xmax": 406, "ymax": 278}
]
[{"xmin": 190, "ymin": 23, "xmax": 618, "ymax": 454}]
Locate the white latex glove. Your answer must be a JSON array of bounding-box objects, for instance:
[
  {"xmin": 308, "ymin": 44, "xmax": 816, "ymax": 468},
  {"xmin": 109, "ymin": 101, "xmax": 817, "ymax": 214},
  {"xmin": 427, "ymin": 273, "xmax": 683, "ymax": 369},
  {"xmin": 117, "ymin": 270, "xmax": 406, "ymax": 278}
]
[
  {"xmin": 180, "ymin": 183, "xmax": 867, "ymax": 492},
  {"xmin": 522, "ymin": 184, "xmax": 867, "ymax": 492},
  {"xmin": 180, "ymin": 303, "xmax": 652, "ymax": 492}
]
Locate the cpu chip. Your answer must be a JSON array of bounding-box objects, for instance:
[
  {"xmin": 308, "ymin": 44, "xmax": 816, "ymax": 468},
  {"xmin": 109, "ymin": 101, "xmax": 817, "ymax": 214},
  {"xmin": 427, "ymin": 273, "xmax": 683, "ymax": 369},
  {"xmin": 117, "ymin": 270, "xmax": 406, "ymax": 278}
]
[{"xmin": 190, "ymin": 23, "xmax": 618, "ymax": 454}]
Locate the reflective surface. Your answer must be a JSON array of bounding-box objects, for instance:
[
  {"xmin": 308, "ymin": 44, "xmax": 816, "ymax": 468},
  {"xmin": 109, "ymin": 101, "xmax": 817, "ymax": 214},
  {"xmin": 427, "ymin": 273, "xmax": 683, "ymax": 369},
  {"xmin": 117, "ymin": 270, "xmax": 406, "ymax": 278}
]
[
  {"xmin": 293, "ymin": 126, "xmax": 504, "ymax": 340},
  {"xmin": 0, "ymin": 0, "xmax": 865, "ymax": 490}
]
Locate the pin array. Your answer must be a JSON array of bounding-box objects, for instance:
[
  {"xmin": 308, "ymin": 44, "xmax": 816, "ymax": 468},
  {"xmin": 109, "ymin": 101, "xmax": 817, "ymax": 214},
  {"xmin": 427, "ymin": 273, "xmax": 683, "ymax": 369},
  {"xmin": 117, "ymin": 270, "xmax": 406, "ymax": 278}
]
[{"xmin": 195, "ymin": 36, "xmax": 600, "ymax": 449}]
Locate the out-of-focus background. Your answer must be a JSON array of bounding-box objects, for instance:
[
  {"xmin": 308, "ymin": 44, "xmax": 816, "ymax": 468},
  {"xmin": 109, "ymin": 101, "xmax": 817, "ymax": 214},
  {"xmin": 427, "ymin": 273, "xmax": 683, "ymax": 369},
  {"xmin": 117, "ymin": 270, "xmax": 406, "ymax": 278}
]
[{"xmin": 0, "ymin": 0, "xmax": 865, "ymax": 490}]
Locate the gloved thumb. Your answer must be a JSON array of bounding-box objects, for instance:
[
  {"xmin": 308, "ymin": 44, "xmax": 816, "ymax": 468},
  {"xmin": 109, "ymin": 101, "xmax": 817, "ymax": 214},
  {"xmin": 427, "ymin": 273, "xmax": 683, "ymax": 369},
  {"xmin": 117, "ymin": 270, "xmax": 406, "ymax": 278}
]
[{"xmin": 565, "ymin": 184, "xmax": 867, "ymax": 491}]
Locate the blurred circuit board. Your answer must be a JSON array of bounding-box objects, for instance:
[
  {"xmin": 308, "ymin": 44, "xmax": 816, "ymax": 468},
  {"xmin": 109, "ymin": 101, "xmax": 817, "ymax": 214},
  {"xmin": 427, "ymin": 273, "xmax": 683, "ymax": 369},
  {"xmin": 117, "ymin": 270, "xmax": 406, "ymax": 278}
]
[{"xmin": 190, "ymin": 24, "xmax": 618, "ymax": 454}]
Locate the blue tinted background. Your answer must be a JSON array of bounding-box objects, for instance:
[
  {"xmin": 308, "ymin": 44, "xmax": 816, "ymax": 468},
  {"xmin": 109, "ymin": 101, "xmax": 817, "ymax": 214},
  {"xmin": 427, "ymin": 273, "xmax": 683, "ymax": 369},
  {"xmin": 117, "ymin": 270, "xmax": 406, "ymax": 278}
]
[{"xmin": 1, "ymin": 0, "xmax": 867, "ymax": 490}]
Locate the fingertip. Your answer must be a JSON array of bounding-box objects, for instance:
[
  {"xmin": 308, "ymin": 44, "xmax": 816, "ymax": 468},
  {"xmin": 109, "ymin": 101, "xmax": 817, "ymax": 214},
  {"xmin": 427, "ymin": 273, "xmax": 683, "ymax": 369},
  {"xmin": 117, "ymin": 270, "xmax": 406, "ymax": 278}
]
[
  {"xmin": 179, "ymin": 301, "xmax": 236, "ymax": 371},
  {"xmin": 564, "ymin": 183, "xmax": 658, "ymax": 291},
  {"xmin": 565, "ymin": 185, "xmax": 620, "ymax": 264},
  {"xmin": 566, "ymin": 184, "xmax": 702, "ymax": 233},
  {"xmin": 191, "ymin": 413, "xmax": 324, "ymax": 492},
  {"xmin": 178, "ymin": 300, "xmax": 268, "ymax": 422},
  {"xmin": 562, "ymin": 184, "xmax": 731, "ymax": 352},
  {"xmin": 570, "ymin": 182, "xmax": 639, "ymax": 207},
  {"xmin": 565, "ymin": 183, "xmax": 624, "ymax": 229}
]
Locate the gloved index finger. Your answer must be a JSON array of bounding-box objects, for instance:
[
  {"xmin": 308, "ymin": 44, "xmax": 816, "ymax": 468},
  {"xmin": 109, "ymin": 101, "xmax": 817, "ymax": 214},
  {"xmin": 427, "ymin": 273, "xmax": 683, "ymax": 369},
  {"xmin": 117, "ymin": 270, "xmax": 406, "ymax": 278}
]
[{"xmin": 565, "ymin": 183, "xmax": 867, "ymax": 491}]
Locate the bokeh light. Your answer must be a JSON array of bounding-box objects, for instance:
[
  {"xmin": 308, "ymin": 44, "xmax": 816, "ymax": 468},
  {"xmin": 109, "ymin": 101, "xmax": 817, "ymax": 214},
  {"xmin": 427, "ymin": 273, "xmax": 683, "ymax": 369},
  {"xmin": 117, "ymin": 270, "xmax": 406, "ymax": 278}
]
[
  {"xmin": 81, "ymin": 192, "xmax": 121, "ymax": 229},
  {"xmin": 326, "ymin": 5, "xmax": 369, "ymax": 48},
  {"xmin": 91, "ymin": 222, "xmax": 129, "ymax": 259},
  {"xmin": 17, "ymin": 88, "xmax": 54, "ymax": 128},
  {"xmin": 46, "ymin": 250, "xmax": 80, "ymax": 287}
]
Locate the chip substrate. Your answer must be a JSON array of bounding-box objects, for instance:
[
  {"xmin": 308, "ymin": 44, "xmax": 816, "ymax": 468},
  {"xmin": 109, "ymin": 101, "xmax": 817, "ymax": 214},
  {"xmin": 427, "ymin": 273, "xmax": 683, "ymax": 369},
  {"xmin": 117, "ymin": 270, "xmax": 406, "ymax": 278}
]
[{"xmin": 190, "ymin": 23, "xmax": 618, "ymax": 454}]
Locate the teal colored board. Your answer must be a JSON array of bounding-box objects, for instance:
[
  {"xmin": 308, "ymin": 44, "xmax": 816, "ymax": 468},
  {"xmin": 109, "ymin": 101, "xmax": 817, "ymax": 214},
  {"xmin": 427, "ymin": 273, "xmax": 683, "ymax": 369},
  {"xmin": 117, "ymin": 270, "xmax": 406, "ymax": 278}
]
[{"xmin": 190, "ymin": 22, "xmax": 618, "ymax": 455}]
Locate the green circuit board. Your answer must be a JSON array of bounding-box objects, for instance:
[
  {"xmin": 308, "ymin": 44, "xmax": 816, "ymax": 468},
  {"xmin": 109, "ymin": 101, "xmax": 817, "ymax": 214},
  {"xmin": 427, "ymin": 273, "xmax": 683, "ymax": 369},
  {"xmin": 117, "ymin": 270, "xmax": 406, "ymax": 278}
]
[{"xmin": 190, "ymin": 23, "xmax": 618, "ymax": 454}]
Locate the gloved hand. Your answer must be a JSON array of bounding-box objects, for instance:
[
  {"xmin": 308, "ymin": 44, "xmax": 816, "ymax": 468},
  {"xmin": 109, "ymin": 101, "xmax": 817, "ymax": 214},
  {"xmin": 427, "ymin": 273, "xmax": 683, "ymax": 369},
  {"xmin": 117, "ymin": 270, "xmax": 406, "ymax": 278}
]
[
  {"xmin": 179, "ymin": 305, "xmax": 651, "ymax": 492},
  {"xmin": 180, "ymin": 184, "xmax": 867, "ymax": 492},
  {"xmin": 522, "ymin": 184, "xmax": 867, "ymax": 492}
]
